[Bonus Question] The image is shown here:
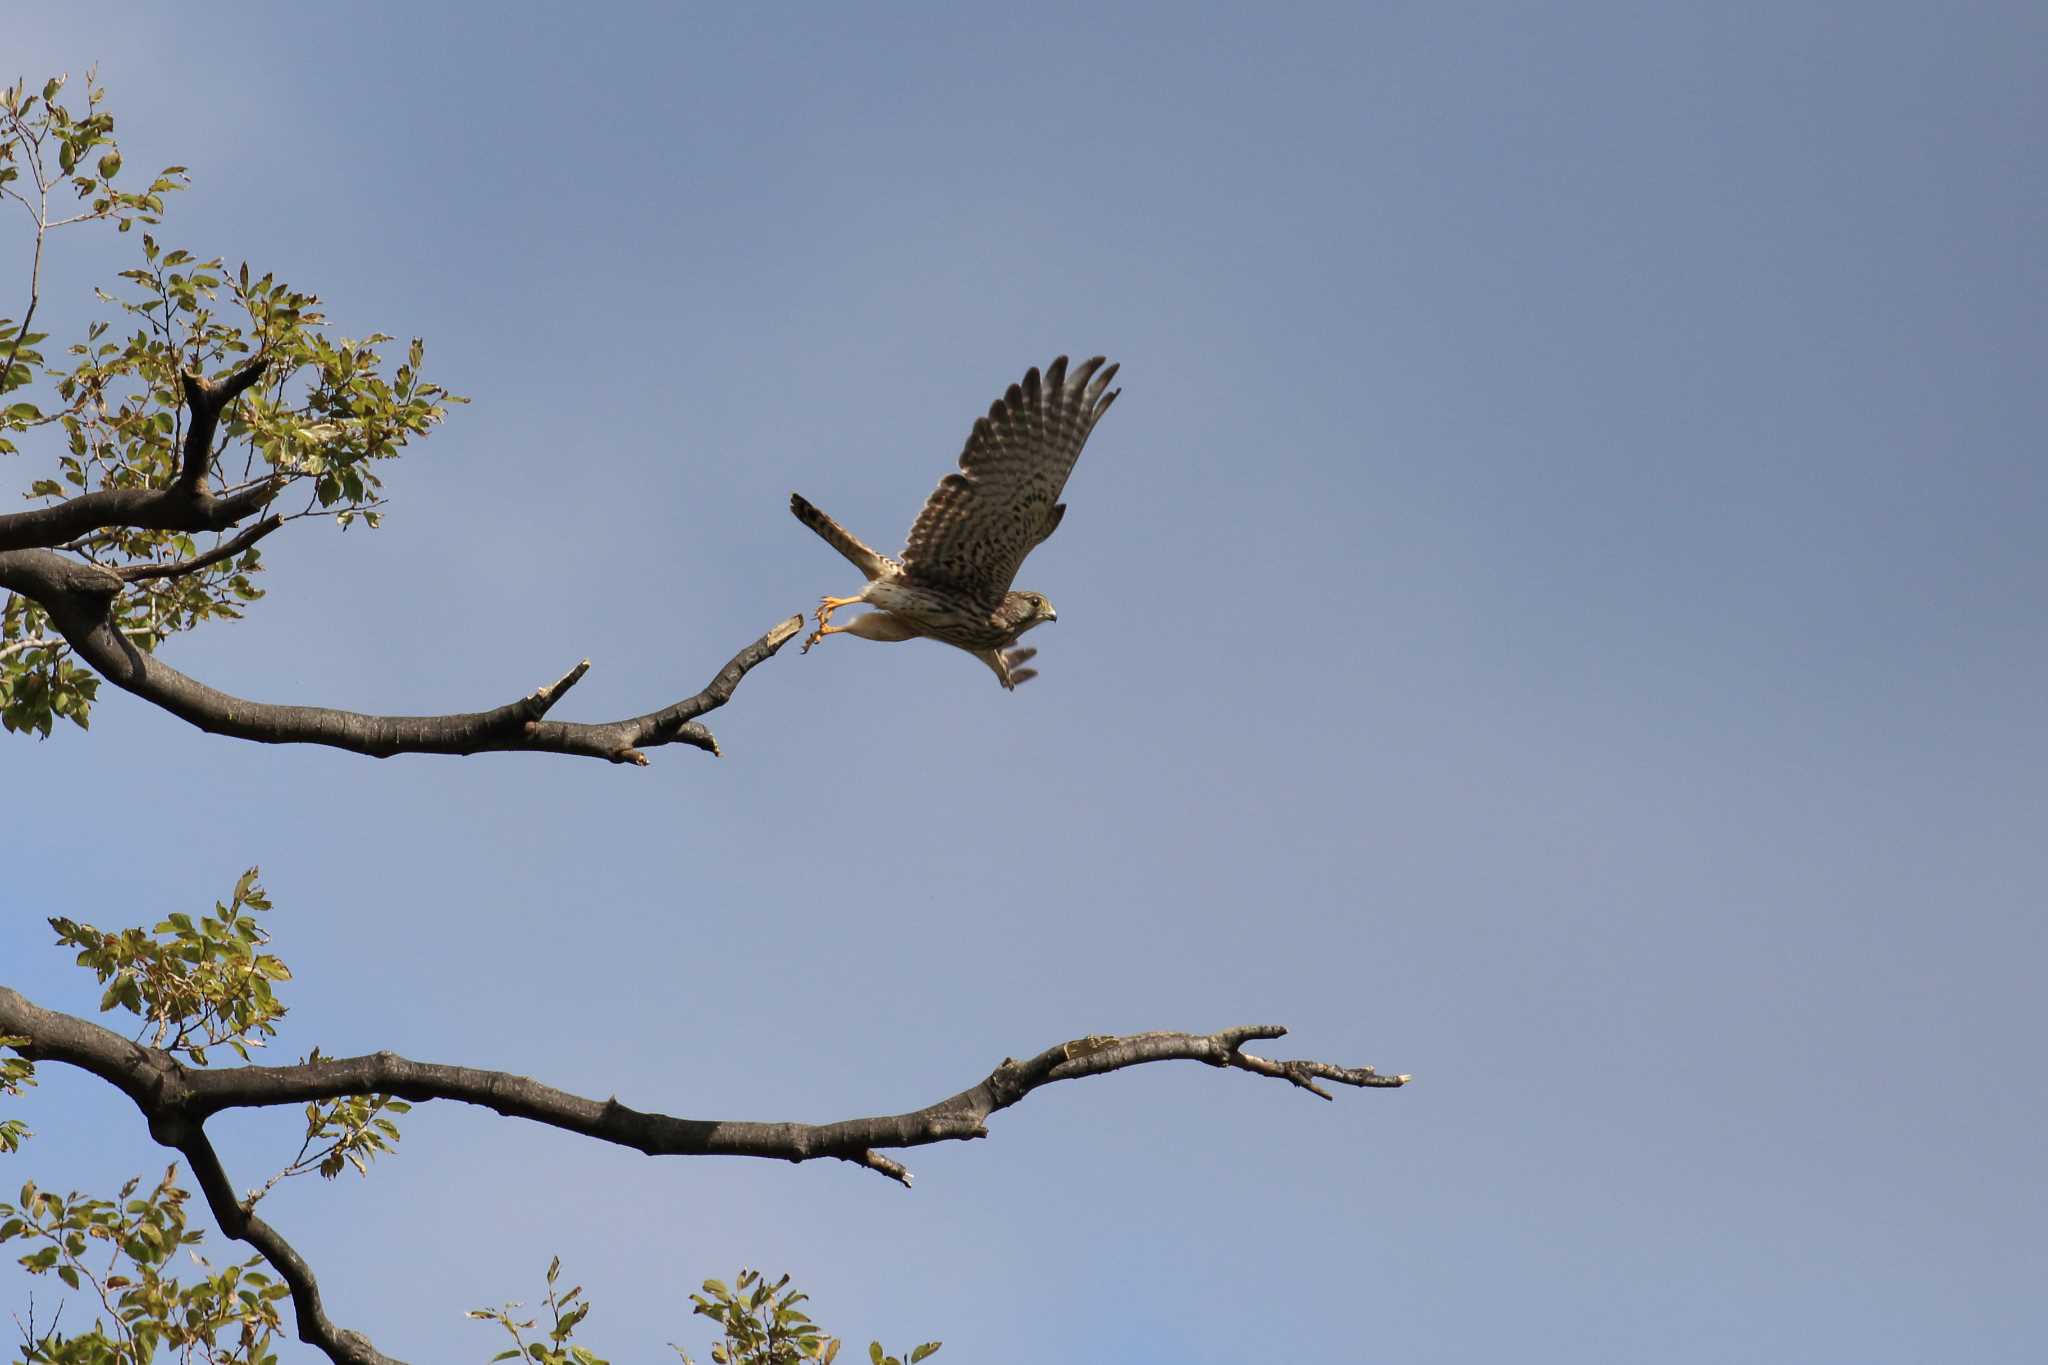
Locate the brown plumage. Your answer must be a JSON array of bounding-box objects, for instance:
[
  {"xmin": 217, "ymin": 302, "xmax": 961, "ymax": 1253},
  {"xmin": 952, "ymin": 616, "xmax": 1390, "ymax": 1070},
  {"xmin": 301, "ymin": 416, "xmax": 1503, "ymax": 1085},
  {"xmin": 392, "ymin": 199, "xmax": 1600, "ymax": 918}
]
[{"xmin": 791, "ymin": 355, "xmax": 1120, "ymax": 689}]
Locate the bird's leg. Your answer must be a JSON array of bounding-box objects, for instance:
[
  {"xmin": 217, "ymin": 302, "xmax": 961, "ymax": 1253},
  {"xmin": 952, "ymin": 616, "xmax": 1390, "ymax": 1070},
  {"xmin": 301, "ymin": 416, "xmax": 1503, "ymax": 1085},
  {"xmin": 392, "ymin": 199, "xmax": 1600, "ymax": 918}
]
[
  {"xmin": 803, "ymin": 594, "xmax": 866, "ymax": 653},
  {"xmin": 803, "ymin": 622, "xmax": 859, "ymax": 651},
  {"xmin": 977, "ymin": 649, "xmax": 1017, "ymax": 690}
]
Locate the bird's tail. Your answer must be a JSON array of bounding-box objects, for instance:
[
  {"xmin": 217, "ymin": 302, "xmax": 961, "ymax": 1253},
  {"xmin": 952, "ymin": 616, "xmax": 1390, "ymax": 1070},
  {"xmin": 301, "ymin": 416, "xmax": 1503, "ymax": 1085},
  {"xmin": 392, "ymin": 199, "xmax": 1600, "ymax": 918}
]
[{"xmin": 790, "ymin": 493, "xmax": 891, "ymax": 580}]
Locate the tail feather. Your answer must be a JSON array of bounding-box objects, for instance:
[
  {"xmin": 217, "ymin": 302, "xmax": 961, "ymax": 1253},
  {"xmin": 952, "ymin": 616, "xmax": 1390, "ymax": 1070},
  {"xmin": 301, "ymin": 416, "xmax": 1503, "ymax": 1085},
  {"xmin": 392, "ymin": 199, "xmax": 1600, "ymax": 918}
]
[{"xmin": 790, "ymin": 493, "xmax": 891, "ymax": 580}]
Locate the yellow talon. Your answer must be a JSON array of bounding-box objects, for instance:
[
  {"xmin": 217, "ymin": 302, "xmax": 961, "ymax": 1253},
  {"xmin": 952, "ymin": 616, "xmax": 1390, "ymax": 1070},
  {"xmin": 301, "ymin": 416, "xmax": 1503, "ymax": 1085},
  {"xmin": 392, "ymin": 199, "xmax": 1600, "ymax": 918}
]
[
  {"xmin": 803, "ymin": 620, "xmax": 853, "ymax": 654},
  {"xmin": 806, "ymin": 594, "xmax": 865, "ymax": 653}
]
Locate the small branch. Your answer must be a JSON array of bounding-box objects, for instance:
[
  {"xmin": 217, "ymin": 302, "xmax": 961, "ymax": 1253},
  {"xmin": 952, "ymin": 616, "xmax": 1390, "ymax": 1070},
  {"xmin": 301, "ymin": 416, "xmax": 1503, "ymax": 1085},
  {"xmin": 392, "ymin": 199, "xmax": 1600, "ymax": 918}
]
[
  {"xmin": 162, "ymin": 1119, "xmax": 407, "ymax": 1365},
  {"xmin": 114, "ymin": 514, "xmax": 282, "ymax": 582},
  {"xmin": 0, "ymin": 112, "xmax": 45, "ymax": 400},
  {"xmin": 0, "ymin": 546, "xmax": 800, "ymax": 762},
  {"xmin": 0, "ymin": 634, "xmax": 53, "ymax": 663}
]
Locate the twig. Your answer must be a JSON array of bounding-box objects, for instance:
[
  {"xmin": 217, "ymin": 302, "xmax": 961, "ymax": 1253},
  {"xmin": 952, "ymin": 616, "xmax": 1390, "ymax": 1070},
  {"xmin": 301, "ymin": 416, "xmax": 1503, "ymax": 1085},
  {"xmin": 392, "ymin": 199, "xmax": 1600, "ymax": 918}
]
[{"xmin": 114, "ymin": 514, "xmax": 282, "ymax": 582}]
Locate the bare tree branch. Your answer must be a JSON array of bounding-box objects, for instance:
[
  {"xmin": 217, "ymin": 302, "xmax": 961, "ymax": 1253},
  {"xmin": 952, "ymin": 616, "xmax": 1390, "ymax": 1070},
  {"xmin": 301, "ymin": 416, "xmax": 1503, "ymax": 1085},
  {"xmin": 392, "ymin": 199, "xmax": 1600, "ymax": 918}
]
[
  {"xmin": 0, "ymin": 546, "xmax": 801, "ymax": 761},
  {"xmin": 1, "ymin": 971, "xmax": 1402, "ymax": 1364},
  {"xmin": 0, "ymin": 986, "xmax": 1407, "ymax": 1195}
]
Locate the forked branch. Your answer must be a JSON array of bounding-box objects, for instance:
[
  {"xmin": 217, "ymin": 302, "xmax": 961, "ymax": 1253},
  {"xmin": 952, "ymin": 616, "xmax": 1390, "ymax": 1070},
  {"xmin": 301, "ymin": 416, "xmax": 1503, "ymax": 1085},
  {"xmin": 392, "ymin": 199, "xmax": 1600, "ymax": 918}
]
[
  {"xmin": 1, "ymin": 984, "xmax": 1403, "ymax": 1365},
  {"xmin": 175, "ymin": 356, "xmax": 270, "ymax": 493}
]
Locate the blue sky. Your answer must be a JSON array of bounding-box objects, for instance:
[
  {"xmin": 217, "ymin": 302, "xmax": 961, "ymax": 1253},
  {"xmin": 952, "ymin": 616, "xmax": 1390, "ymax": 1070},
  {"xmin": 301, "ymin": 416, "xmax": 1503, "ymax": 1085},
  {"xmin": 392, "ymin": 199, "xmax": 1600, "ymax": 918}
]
[{"xmin": 5, "ymin": 3, "xmax": 2045, "ymax": 1360}]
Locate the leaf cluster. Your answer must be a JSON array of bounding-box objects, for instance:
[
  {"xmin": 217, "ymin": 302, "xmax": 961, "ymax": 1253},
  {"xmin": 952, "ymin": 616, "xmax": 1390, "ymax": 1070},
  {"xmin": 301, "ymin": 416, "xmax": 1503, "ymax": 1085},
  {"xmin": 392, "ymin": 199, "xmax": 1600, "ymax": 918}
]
[
  {"xmin": 470, "ymin": 1264, "xmax": 940, "ymax": 1365},
  {"xmin": 47, "ymin": 869, "xmax": 289, "ymax": 1066},
  {"xmin": 2, "ymin": 71, "xmax": 462, "ymax": 738},
  {"xmin": 285, "ymin": 1092, "xmax": 411, "ymax": 1185},
  {"xmin": 0, "ymin": 1037, "xmax": 32, "ymax": 1154},
  {"xmin": 679, "ymin": 1270, "xmax": 939, "ymax": 1365},
  {"xmin": 468, "ymin": 1256, "xmax": 607, "ymax": 1365},
  {"xmin": 0, "ymin": 72, "xmax": 181, "ymax": 248},
  {"xmin": 1, "ymin": 1166, "xmax": 288, "ymax": 1365},
  {"xmin": 28, "ymin": 866, "xmax": 408, "ymax": 1192},
  {"xmin": 0, "ymin": 591, "xmax": 95, "ymax": 736}
]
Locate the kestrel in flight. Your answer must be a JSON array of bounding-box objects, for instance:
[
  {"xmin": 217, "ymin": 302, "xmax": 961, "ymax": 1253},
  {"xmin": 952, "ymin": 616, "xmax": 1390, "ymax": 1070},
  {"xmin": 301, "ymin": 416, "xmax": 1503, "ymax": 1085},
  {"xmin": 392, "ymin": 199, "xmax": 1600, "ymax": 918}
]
[{"xmin": 791, "ymin": 354, "xmax": 1120, "ymax": 689}]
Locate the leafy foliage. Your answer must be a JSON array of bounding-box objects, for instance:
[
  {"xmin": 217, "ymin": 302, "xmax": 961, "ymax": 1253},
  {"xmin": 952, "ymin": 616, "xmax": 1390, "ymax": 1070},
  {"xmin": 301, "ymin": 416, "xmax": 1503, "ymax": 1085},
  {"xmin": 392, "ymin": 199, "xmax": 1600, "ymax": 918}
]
[
  {"xmin": 0, "ymin": 1037, "xmax": 32, "ymax": 1154},
  {"xmin": 680, "ymin": 1270, "xmax": 939, "ymax": 1365},
  {"xmin": 469, "ymin": 1263, "xmax": 940, "ymax": 1365},
  {"xmin": 1, "ymin": 70, "xmax": 461, "ymax": 737},
  {"xmin": 277, "ymin": 1092, "xmax": 412, "ymax": 1187},
  {"xmin": 47, "ymin": 868, "xmax": 290, "ymax": 1066},
  {"xmin": 32, "ymin": 865, "xmax": 411, "ymax": 1193},
  {"xmin": 468, "ymin": 1256, "xmax": 607, "ymax": 1365},
  {"xmin": 0, "ymin": 869, "xmax": 421, "ymax": 1361},
  {"xmin": 1, "ymin": 1166, "xmax": 289, "ymax": 1365}
]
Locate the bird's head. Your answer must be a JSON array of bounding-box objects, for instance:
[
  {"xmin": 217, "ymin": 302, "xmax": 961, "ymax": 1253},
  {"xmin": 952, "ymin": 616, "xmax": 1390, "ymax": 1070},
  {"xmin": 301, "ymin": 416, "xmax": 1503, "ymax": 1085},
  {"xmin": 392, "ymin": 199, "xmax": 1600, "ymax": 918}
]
[{"xmin": 1001, "ymin": 591, "xmax": 1057, "ymax": 636}]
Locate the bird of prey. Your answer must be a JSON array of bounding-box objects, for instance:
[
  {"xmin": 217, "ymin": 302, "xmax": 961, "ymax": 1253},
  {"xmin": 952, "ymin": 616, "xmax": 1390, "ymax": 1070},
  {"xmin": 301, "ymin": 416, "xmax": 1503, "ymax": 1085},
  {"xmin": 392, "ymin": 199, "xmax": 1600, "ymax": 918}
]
[{"xmin": 791, "ymin": 354, "xmax": 1120, "ymax": 689}]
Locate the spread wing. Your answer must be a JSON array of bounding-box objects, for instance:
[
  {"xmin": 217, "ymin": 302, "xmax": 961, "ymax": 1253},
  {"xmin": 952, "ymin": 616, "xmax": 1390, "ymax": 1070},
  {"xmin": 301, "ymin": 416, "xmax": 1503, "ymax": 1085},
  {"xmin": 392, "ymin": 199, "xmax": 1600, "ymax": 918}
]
[{"xmin": 899, "ymin": 355, "xmax": 1119, "ymax": 607}]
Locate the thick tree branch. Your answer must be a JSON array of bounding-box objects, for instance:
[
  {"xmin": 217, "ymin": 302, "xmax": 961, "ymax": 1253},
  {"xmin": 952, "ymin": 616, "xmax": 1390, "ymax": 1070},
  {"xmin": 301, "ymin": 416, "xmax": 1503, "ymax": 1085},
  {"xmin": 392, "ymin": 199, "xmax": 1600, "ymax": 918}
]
[
  {"xmin": 0, "ymin": 545, "xmax": 801, "ymax": 761},
  {"xmin": 0, "ymin": 984, "xmax": 1400, "ymax": 1361},
  {"xmin": 176, "ymin": 356, "xmax": 269, "ymax": 494},
  {"xmin": 0, "ymin": 475, "xmax": 284, "ymax": 553},
  {"xmin": 0, "ymin": 356, "xmax": 273, "ymax": 553},
  {"xmin": 0, "ymin": 986, "xmax": 1406, "ymax": 1193},
  {"xmin": 176, "ymin": 1024, "xmax": 1403, "ymax": 1187}
]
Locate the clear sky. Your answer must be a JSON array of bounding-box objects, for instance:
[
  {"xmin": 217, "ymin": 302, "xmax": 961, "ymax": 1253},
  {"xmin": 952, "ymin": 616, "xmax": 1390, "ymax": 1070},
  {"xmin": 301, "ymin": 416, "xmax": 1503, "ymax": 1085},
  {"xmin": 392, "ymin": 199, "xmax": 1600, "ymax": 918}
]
[{"xmin": 5, "ymin": 3, "xmax": 2045, "ymax": 1361}]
